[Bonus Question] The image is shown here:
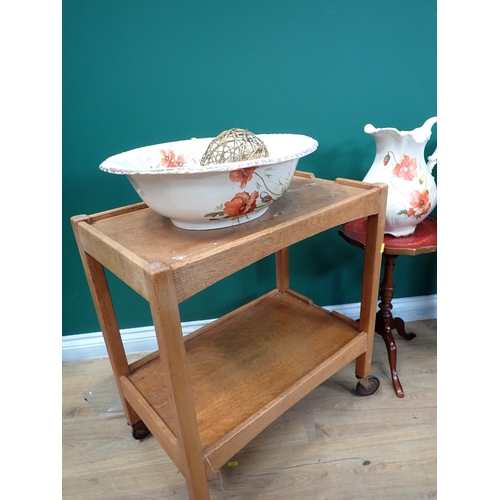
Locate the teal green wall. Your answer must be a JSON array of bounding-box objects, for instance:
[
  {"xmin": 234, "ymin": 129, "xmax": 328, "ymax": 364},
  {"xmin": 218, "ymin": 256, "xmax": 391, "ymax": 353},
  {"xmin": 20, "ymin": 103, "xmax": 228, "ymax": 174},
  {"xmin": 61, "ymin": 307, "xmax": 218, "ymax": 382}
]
[{"xmin": 63, "ymin": 0, "xmax": 437, "ymax": 336}]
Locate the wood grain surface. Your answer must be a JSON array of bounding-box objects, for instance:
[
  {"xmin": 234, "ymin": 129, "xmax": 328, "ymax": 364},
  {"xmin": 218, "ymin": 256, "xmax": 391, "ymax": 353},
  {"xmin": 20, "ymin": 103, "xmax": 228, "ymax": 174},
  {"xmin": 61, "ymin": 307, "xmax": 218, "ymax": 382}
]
[{"xmin": 62, "ymin": 319, "xmax": 436, "ymax": 500}]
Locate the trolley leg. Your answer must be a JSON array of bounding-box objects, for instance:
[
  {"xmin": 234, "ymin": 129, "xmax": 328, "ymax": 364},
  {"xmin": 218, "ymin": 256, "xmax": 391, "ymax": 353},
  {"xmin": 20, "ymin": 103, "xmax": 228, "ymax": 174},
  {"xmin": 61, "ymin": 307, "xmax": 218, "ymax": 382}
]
[{"xmin": 355, "ymin": 209, "xmax": 386, "ymax": 380}]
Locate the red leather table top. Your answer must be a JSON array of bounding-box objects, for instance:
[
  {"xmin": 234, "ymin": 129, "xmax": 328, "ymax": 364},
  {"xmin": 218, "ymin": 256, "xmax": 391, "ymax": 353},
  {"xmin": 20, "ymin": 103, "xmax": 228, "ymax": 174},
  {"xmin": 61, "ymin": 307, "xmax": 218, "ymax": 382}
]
[{"xmin": 339, "ymin": 216, "xmax": 437, "ymax": 256}]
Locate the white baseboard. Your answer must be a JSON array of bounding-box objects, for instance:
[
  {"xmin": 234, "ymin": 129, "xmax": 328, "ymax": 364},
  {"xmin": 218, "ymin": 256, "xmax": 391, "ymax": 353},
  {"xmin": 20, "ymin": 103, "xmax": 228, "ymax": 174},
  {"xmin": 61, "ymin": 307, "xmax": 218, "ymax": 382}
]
[{"xmin": 62, "ymin": 294, "xmax": 436, "ymax": 362}]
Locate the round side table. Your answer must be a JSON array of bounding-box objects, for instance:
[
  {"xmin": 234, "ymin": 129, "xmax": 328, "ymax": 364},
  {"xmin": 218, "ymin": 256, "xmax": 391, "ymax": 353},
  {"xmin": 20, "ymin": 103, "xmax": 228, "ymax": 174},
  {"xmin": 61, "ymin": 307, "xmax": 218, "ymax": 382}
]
[{"xmin": 338, "ymin": 216, "xmax": 437, "ymax": 398}]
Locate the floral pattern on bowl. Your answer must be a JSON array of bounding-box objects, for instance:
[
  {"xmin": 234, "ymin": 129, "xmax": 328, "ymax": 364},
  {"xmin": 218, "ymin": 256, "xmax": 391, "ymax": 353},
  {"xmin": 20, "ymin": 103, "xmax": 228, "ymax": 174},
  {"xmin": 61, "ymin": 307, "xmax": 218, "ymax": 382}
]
[{"xmin": 204, "ymin": 166, "xmax": 292, "ymax": 221}]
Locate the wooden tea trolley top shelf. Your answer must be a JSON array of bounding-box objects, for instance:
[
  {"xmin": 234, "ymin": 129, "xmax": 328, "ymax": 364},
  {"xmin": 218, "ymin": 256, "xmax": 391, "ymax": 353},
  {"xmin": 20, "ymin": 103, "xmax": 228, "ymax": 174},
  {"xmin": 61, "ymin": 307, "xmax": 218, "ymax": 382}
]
[{"xmin": 71, "ymin": 172, "xmax": 388, "ymax": 500}]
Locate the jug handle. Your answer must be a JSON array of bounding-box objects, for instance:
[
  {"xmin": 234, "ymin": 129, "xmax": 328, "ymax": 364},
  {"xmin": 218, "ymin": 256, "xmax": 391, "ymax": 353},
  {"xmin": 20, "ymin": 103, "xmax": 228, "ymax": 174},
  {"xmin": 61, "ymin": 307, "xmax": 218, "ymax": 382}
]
[{"xmin": 427, "ymin": 147, "xmax": 437, "ymax": 172}]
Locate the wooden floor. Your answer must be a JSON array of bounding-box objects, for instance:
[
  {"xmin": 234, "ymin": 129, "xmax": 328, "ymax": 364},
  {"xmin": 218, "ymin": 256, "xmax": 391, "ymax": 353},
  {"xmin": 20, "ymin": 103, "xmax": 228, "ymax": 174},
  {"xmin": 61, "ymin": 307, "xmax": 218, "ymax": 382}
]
[{"xmin": 62, "ymin": 319, "xmax": 436, "ymax": 500}]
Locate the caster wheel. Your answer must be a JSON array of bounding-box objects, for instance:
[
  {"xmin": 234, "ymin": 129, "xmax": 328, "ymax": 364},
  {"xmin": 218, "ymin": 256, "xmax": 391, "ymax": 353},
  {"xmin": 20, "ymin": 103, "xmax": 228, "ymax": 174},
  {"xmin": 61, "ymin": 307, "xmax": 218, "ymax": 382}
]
[
  {"xmin": 356, "ymin": 375, "xmax": 380, "ymax": 396},
  {"xmin": 131, "ymin": 420, "xmax": 151, "ymax": 440}
]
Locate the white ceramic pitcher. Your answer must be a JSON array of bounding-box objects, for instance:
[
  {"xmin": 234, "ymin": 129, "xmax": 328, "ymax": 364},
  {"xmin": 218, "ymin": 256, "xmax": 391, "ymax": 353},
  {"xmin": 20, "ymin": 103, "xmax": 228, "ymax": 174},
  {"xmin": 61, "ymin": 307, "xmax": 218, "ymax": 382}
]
[{"xmin": 362, "ymin": 117, "xmax": 437, "ymax": 237}]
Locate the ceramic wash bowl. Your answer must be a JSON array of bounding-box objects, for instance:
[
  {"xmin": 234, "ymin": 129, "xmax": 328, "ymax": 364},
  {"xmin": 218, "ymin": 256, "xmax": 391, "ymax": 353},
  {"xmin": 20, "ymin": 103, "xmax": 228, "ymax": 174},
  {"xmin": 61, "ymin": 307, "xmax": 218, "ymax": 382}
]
[{"xmin": 99, "ymin": 133, "xmax": 318, "ymax": 230}]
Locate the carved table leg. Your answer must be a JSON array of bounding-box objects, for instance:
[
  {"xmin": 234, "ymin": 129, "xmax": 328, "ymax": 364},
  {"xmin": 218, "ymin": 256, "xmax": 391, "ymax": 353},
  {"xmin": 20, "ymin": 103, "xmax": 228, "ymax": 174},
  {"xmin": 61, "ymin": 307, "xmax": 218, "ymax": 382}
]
[
  {"xmin": 393, "ymin": 316, "xmax": 416, "ymax": 341},
  {"xmin": 375, "ymin": 254, "xmax": 415, "ymax": 398}
]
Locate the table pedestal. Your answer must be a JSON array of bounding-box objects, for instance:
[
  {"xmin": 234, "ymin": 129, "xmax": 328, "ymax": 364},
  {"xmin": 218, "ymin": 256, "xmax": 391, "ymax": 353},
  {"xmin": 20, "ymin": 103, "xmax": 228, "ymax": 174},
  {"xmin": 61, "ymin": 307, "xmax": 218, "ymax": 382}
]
[{"xmin": 376, "ymin": 254, "xmax": 416, "ymax": 398}]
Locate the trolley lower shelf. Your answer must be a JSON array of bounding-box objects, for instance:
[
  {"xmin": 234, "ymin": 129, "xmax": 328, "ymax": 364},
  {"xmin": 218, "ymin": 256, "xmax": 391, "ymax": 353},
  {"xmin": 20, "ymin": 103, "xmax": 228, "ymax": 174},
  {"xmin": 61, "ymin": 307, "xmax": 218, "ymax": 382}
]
[{"xmin": 120, "ymin": 289, "xmax": 367, "ymax": 474}]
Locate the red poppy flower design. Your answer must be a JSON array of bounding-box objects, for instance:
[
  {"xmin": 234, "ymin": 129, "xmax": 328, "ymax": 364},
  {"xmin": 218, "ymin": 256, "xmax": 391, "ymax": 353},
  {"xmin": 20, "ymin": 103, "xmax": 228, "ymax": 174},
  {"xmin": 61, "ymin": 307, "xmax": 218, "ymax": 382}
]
[
  {"xmin": 223, "ymin": 191, "xmax": 259, "ymax": 217},
  {"xmin": 160, "ymin": 149, "xmax": 185, "ymax": 168},
  {"xmin": 406, "ymin": 189, "xmax": 431, "ymax": 218},
  {"xmin": 229, "ymin": 167, "xmax": 257, "ymax": 188},
  {"xmin": 393, "ymin": 154, "xmax": 418, "ymax": 181}
]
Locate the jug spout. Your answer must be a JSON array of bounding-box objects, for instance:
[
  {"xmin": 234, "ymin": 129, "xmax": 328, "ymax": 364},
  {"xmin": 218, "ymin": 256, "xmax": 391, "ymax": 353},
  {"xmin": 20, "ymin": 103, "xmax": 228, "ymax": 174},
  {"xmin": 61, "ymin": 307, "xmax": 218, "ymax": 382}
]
[
  {"xmin": 363, "ymin": 123, "xmax": 401, "ymax": 136},
  {"xmin": 364, "ymin": 124, "xmax": 377, "ymax": 135}
]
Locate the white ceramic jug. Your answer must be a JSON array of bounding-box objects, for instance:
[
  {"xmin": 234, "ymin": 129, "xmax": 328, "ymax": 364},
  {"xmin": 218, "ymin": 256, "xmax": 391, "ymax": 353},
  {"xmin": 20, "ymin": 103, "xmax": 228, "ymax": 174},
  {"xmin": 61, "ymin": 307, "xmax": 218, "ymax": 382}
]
[{"xmin": 362, "ymin": 117, "xmax": 437, "ymax": 237}]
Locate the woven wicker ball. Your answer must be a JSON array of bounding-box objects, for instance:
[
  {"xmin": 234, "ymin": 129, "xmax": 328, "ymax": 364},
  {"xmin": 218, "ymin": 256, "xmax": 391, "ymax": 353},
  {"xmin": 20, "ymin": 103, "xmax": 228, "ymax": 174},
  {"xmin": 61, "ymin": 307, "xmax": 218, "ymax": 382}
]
[{"xmin": 200, "ymin": 128, "xmax": 269, "ymax": 166}]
